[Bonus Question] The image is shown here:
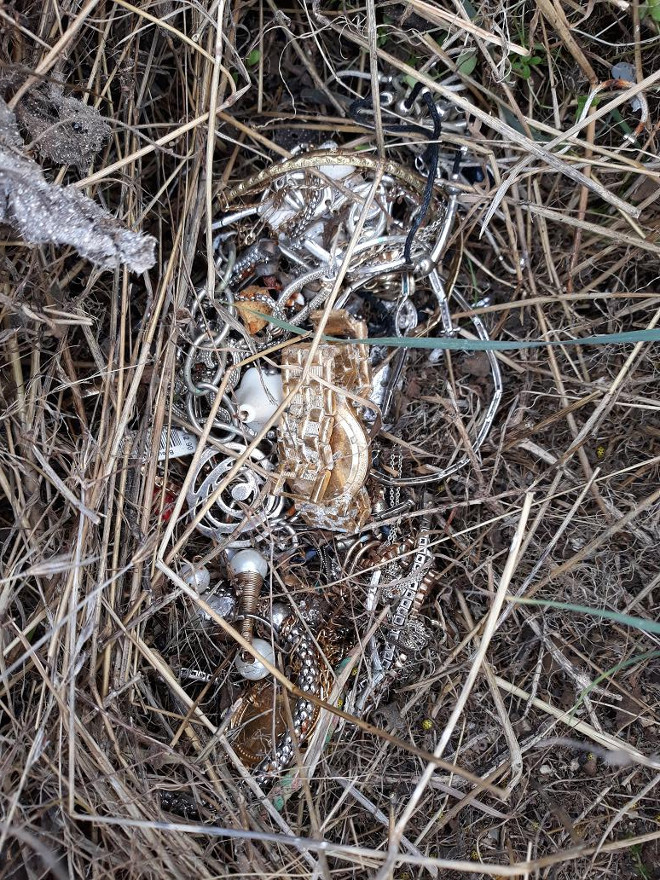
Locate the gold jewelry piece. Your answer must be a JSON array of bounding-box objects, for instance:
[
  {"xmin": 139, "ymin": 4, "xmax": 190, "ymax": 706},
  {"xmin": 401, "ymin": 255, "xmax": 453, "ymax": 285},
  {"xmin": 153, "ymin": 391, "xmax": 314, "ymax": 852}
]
[
  {"xmin": 231, "ymin": 682, "xmax": 289, "ymax": 767},
  {"xmin": 276, "ymin": 310, "xmax": 374, "ymax": 532},
  {"xmin": 224, "ymin": 149, "xmax": 431, "ymax": 203}
]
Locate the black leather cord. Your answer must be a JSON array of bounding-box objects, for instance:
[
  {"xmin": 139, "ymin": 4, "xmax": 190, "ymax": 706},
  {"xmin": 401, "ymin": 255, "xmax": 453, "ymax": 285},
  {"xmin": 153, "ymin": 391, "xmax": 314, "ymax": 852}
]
[{"xmin": 349, "ymin": 85, "xmax": 441, "ymax": 263}]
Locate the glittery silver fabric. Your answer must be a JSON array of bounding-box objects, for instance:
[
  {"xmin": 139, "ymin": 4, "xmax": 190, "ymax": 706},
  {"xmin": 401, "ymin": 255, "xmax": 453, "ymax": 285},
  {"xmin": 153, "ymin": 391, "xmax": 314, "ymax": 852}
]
[
  {"xmin": 0, "ymin": 97, "xmax": 155, "ymax": 272},
  {"xmin": 14, "ymin": 83, "xmax": 111, "ymax": 169}
]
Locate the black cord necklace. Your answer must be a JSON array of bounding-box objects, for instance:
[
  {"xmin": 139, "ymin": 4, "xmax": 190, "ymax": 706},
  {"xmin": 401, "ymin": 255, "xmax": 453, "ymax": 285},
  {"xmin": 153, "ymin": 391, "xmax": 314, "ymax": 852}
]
[{"xmin": 349, "ymin": 81, "xmax": 442, "ymax": 264}]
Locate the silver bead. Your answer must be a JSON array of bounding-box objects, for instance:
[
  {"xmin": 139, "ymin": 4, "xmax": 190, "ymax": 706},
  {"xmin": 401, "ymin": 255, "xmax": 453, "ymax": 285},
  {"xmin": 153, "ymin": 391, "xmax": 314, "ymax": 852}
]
[
  {"xmin": 270, "ymin": 602, "xmax": 291, "ymax": 632},
  {"xmin": 234, "ymin": 637, "xmax": 275, "ymax": 681},
  {"xmin": 414, "ymin": 254, "xmax": 435, "ymax": 277}
]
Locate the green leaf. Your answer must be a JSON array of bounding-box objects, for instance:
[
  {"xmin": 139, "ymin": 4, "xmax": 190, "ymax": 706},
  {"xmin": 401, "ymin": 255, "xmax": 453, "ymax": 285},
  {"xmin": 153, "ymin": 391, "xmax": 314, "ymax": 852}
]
[
  {"xmin": 610, "ymin": 107, "xmax": 634, "ymax": 137},
  {"xmin": 513, "ymin": 64, "xmax": 532, "ymax": 80},
  {"xmin": 457, "ymin": 52, "xmax": 478, "ymax": 76},
  {"xmin": 246, "ymin": 49, "xmax": 260, "ymax": 67},
  {"xmin": 576, "ymin": 93, "xmax": 600, "ymax": 120}
]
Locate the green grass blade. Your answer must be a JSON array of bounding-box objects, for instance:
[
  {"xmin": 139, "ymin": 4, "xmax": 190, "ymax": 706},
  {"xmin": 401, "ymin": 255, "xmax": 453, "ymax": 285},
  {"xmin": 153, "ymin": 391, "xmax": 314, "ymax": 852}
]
[
  {"xmin": 239, "ymin": 306, "xmax": 660, "ymax": 351},
  {"xmin": 572, "ymin": 649, "xmax": 660, "ymax": 715},
  {"xmin": 508, "ymin": 596, "xmax": 660, "ymax": 635}
]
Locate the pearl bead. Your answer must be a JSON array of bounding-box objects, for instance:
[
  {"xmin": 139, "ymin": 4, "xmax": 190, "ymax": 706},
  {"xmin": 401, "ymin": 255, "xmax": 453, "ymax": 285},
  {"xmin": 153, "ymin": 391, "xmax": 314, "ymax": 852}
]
[
  {"xmin": 234, "ymin": 637, "xmax": 275, "ymax": 681},
  {"xmin": 179, "ymin": 562, "xmax": 210, "ymax": 592},
  {"xmin": 227, "ymin": 548, "xmax": 268, "ymax": 579}
]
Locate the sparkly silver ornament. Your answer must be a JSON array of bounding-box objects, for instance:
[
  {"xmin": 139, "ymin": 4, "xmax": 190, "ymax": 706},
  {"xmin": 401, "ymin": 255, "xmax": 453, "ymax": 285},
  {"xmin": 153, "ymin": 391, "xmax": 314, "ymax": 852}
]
[{"xmin": 198, "ymin": 589, "xmax": 237, "ymax": 623}]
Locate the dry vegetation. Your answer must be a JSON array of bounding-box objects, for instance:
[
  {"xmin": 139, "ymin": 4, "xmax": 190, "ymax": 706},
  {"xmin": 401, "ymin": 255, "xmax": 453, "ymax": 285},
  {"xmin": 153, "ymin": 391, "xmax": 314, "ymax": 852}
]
[{"xmin": 1, "ymin": 1, "xmax": 660, "ymax": 878}]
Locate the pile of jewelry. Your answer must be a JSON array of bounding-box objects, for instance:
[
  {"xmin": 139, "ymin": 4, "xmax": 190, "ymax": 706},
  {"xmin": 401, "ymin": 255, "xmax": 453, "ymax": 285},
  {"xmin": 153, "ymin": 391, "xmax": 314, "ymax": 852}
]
[{"xmin": 164, "ymin": 77, "xmax": 503, "ymax": 789}]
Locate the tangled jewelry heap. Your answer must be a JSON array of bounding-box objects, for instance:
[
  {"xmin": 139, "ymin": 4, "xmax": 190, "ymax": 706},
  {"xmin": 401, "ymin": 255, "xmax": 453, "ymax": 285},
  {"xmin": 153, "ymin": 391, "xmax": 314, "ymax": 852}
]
[{"xmin": 162, "ymin": 75, "xmax": 503, "ymax": 791}]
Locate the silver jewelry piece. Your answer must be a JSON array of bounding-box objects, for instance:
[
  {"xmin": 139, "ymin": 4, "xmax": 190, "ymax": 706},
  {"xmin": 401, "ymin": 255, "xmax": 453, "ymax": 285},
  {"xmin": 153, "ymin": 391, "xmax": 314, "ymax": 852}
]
[{"xmin": 186, "ymin": 442, "xmax": 283, "ymax": 544}]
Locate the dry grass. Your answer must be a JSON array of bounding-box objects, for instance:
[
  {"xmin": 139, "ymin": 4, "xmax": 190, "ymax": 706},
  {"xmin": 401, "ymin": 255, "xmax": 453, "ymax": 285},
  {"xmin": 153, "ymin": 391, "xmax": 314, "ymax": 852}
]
[{"xmin": 1, "ymin": 1, "xmax": 660, "ymax": 878}]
